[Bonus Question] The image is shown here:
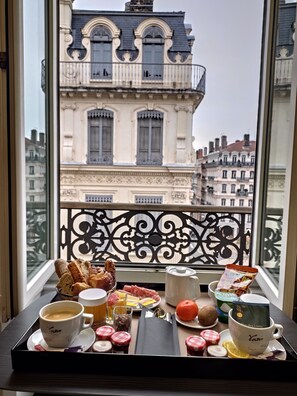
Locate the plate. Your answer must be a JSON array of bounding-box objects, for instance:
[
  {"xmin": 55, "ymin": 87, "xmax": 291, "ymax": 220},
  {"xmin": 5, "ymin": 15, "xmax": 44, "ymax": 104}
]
[
  {"xmin": 219, "ymin": 329, "xmax": 287, "ymax": 360},
  {"xmin": 27, "ymin": 327, "xmax": 96, "ymax": 352},
  {"xmin": 175, "ymin": 313, "xmax": 219, "ymax": 329}
]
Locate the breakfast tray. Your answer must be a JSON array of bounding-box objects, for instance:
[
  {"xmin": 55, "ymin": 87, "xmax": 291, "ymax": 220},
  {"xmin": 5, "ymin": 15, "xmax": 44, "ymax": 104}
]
[{"xmin": 11, "ymin": 315, "xmax": 297, "ymax": 381}]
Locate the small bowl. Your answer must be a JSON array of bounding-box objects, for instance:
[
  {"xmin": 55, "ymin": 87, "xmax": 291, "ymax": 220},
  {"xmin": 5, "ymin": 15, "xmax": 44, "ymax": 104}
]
[{"xmin": 208, "ymin": 280, "xmax": 252, "ymax": 305}]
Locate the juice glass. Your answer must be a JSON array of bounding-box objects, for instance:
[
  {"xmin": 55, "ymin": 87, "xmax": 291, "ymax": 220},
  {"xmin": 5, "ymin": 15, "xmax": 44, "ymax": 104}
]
[{"xmin": 106, "ymin": 290, "xmax": 127, "ymax": 324}]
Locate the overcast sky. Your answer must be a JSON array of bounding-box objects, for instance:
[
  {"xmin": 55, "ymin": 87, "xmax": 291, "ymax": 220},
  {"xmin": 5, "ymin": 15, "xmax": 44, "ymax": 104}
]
[{"xmin": 73, "ymin": 0, "xmax": 264, "ymax": 150}]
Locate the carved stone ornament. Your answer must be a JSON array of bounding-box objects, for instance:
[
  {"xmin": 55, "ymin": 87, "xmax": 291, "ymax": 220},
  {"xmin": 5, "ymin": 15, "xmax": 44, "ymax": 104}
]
[
  {"xmin": 123, "ymin": 51, "xmax": 132, "ymax": 62},
  {"xmin": 171, "ymin": 191, "xmax": 187, "ymax": 203}
]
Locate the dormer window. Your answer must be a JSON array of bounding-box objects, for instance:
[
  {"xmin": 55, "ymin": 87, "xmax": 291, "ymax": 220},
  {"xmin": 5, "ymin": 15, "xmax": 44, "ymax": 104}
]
[
  {"xmin": 91, "ymin": 26, "xmax": 112, "ymax": 79},
  {"xmin": 143, "ymin": 26, "xmax": 164, "ymax": 80}
]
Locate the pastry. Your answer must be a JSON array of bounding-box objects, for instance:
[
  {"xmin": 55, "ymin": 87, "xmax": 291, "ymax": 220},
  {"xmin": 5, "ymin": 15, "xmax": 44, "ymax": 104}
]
[
  {"xmin": 72, "ymin": 281, "xmax": 92, "ymax": 295},
  {"xmin": 54, "ymin": 258, "xmax": 69, "ymax": 278},
  {"xmin": 88, "ymin": 271, "xmax": 114, "ymax": 291},
  {"xmin": 57, "ymin": 272, "xmax": 74, "ymax": 296},
  {"xmin": 68, "ymin": 260, "xmax": 86, "ymax": 283}
]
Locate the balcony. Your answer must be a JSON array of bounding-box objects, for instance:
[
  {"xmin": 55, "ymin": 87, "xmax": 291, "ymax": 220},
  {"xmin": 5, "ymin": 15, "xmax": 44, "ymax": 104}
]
[
  {"xmin": 274, "ymin": 57, "xmax": 293, "ymax": 87},
  {"xmin": 236, "ymin": 190, "xmax": 249, "ymax": 197},
  {"xmin": 59, "ymin": 61, "xmax": 206, "ymax": 94}
]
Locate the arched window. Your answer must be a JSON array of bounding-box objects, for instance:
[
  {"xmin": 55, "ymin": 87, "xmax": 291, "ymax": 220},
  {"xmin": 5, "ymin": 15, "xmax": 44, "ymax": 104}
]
[
  {"xmin": 137, "ymin": 110, "xmax": 163, "ymax": 165},
  {"xmin": 88, "ymin": 109, "xmax": 113, "ymax": 164},
  {"xmin": 91, "ymin": 26, "xmax": 112, "ymax": 79},
  {"xmin": 142, "ymin": 26, "xmax": 164, "ymax": 80}
]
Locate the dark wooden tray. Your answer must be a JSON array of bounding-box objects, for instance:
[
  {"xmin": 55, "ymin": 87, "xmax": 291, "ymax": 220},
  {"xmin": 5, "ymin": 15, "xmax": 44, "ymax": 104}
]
[{"xmin": 11, "ymin": 315, "xmax": 297, "ymax": 382}]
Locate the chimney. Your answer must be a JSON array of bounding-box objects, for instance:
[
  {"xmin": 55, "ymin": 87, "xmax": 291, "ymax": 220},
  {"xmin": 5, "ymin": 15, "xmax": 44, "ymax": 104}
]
[
  {"xmin": 221, "ymin": 135, "xmax": 227, "ymax": 149},
  {"xmin": 196, "ymin": 149, "xmax": 203, "ymax": 159},
  {"xmin": 204, "ymin": 147, "xmax": 208, "ymax": 156},
  {"xmin": 215, "ymin": 138, "xmax": 220, "ymax": 151},
  {"xmin": 243, "ymin": 134, "xmax": 250, "ymax": 147},
  {"xmin": 125, "ymin": 0, "xmax": 154, "ymax": 12},
  {"xmin": 39, "ymin": 132, "xmax": 45, "ymax": 146},
  {"xmin": 31, "ymin": 129, "xmax": 37, "ymax": 143},
  {"xmin": 209, "ymin": 141, "xmax": 214, "ymax": 154}
]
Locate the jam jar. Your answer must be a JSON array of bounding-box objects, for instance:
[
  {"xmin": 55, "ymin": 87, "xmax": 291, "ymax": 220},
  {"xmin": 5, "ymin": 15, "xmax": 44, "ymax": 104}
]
[
  {"xmin": 185, "ymin": 336, "xmax": 206, "ymax": 356},
  {"xmin": 111, "ymin": 331, "xmax": 131, "ymax": 354},
  {"xmin": 96, "ymin": 325, "xmax": 115, "ymax": 341},
  {"xmin": 92, "ymin": 340, "xmax": 112, "ymax": 353},
  {"xmin": 200, "ymin": 330, "xmax": 220, "ymax": 347}
]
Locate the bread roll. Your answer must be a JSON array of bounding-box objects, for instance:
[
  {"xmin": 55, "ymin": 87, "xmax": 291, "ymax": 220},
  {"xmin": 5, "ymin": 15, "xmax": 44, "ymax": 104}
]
[
  {"xmin": 68, "ymin": 260, "xmax": 86, "ymax": 283},
  {"xmin": 57, "ymin": 272, "xmax": 74, "ymax": 296},
  {"xmin": 88, "ymin": 271, "xmax": 113, "ymax": 291},
  {"xmin": 54, "ymin": 258, "xmax": 69, "ymax": 278},
  {"xmin": 72, "ymin": 282, "xmax": 91, "ymax": 295}
]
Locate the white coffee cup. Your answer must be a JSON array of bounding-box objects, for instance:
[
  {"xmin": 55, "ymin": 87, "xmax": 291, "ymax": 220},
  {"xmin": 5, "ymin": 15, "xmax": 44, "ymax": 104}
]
[
  {"xmin": 39, "ymin": 300, "xmax": 94, "ymax": 348},
  {"xmin": 228, "ymin": 309, "xmax": 283, "ymax": 355}
]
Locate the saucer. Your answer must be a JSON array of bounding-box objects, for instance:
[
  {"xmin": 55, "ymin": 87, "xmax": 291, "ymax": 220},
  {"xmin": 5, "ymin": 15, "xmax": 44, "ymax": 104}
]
[
  {"xmin": 27, "ymin": 327, "xmax": 96, "ymax": 352},
  {"xmin": 175, "ymin": 313, "xmax": 219, "ymax": 329},
  {"xmin": 219, "ymin": 329, "xmax": 286, "ymax": 360}
]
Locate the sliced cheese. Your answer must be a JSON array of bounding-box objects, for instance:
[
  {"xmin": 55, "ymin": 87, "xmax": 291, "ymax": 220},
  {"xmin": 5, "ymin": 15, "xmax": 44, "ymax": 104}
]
[{"xmin": 139, "ymin": 298, "xmax": 156, "ymax": 306}]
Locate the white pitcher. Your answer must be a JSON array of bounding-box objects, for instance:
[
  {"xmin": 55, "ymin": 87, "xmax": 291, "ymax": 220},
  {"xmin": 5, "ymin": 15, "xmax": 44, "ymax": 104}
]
[{"xmin": 165, "ymin": 266, "xmax": 201, "ymax": 307}]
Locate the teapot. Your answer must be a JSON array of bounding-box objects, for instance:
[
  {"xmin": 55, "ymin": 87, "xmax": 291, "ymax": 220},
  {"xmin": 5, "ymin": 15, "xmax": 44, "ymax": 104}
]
[{"xmin": 165, "ymin": 266, "xmax": 201, "ymax": 307}]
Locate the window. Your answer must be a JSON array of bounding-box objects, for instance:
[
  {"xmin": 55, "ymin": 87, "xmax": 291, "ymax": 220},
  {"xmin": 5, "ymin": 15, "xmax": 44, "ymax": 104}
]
[
  {"xmin": 143, "ymin": 26, "xmax": 164, "ymax": 80},
  {"xmin": 239, "ymin": 199, "xmax": 244, "ymax": 207},
  {"xmin": 231, "ymin": 184, "xmax": 236, "ymax": 193},
  {"xmin": 86, "ymin": 195, "xmax": 113, "ymax": 203},
  {"xmin": 223, "ymin": 155, "xmax": 228, "ymax": 163},
  {"xmin": 240, "ymin": 171, "xmax": 246, "ymax": 180},
  {"xmin": 250, "ymin": 171, "xmax": 254, "ymax": 179},
  {"xmin": 29, "ymin": 196, "xmax": 35, "ymax": 202},
  {"xmin": 29, "ymin": 166, "xmax": 34, "ymax": 175},
  {"xmin": 232, "ymin": 155, "xmax": 237, "ymax": 164},
  {"xmin": 230, "ymin": 199, "xmax": 235, "ymax": 206},
  {"xmin": 221, "ymin": 198, "xmax": 226, "ymax": 206},
  {"xmin": 91, "ymin": 26, "xmax": 112, "ymax": 79},
  {"xmin": 249, "ymin": 185, "xmax": 254, "ymax": 193},
  {"xmin": 240, "ymin": 184, "xmax": 245, "ymax": 192},
  {"xmin": 231, "ymin": 170, "xmax": 236, "ymax": 179},
  {"xmin": 88, "ymin": 109, "xmax": 113, "ymax": 164},
  {"xmin": 251, "ymin": 156, "xmax": 255, "ymax": 164},
  {"xmin": 248, "ymin": 199, "xmax": 253, "ymax": 207},
  {"xmin": 242, "ymin": 155, "xmax": 246, "ymax": 164},
  {"xmin": 222, "ymin": 170, "xmax": 227, "ymax": 178},
  {"xmin": 137, "ymin": 111, "xmax": 163, "ymax": 165},
  {"xmin": 222, "ymin": 184, "xmax": 227, "ymax": 193},
  {"xmin": 29, "ymin": 180, "xmax": 35, "ymax": 190}
]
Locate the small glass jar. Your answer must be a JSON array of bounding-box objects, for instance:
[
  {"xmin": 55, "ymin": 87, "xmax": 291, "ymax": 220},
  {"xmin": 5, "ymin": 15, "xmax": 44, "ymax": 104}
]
[
  {"xmin": 92, "ymin": 340, "xmax": 112, "ymax": 353},
  {"xmin": 78, "ymin": 288, "xmax": 107, "ymax": 325},
  {"xmin": 200, "ymin": 330, "xmax": 220, "ymax": 347},
  {"xmin": 96, "ymin": 325, "xmax": 115, "ymax": 341},
  {"xmin": 185, "ymin": 336, "xmax": 206, "ymax": 356},
  {"xmin": 111, "ymin": 331, "xmax": 131, "ymax": 354}
]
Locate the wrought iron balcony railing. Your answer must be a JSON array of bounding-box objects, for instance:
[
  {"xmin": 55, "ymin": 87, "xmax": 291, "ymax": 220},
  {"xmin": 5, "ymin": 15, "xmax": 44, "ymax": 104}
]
[
  {"xmin": 59, "ymin": 202, "xmax": 252, "ymax": 267},
  {"xmin": 59, "ymin": 61, "xmax": 206, "ymax": 94}
]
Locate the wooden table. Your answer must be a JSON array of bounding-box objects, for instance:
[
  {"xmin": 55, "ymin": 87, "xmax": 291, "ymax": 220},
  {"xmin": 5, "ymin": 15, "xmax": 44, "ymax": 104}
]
[{"xmin": 1, "ymin": 291, "xmax": 297, "ymax": 395}]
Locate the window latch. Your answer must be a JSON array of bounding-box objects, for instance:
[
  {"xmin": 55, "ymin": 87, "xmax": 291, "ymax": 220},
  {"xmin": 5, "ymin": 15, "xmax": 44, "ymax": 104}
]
[{"xmin": 0, "ymin": 52, "xmax": 7, "ymax": 70}]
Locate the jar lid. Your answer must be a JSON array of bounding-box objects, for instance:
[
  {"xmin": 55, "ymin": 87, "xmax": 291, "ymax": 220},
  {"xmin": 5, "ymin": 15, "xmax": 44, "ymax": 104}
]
[
  {"xmin": 200, "ymin": 330, "xmax": 220, "ymax": 344},
  {"xmin": 92, "ymin": 340, "xmax": 112, "ymax": 353},
  {"xmin": 111, "ymin": 331, "xmax": 131, "ymax": 346},
  {"xmin": 185, "ymin": 336, "xmax": 206, "ymax": 351},
  {"xmin": 96, "ymin": 325, "xmax": 115, "ymax": 340},
  {"xmin": 207, "ymin": 345, "xmax": 228, "ymax": 357},
  {"xmin": 166, "ymin": 266, "xmax": 196, "ymax": 277},
  {"xmin": 78, "ymin": 288, "xmax": 107, "ymax": 306}
]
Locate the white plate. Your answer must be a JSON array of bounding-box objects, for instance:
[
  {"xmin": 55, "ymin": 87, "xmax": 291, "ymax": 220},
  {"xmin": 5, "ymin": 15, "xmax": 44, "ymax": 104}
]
[
  {"xmin": 27, "ymin": 327, "xmax": 96, "ymax": 352},
  {"xmin": 175, "ymin": 313, "xmax": 219, "ymax": 329},
  {"xmin": 133, "ymin": 298, "xmax": 161, "ymax": 312},
  {"xmin": 219, "ymin": 329, "xmax": 286, "ymax": 360}
]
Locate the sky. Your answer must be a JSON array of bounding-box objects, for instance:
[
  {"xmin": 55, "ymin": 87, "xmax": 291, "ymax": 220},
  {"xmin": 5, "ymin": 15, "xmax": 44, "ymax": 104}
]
[{"xmin": 73, "ymin": 0, "xmax": 264, "ymax": 150}]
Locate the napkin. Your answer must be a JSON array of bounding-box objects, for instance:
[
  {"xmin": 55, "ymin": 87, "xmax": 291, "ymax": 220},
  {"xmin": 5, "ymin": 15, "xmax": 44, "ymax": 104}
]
[{"xmin": 135, "ymin": 308, "xmax": 180, "ymax": 356}]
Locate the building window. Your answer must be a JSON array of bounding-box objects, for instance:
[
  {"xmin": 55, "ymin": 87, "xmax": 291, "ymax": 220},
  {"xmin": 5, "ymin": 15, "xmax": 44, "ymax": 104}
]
[
  {"xmin": 88, "ymin": 109, "xmax": 113, "ymax": 164},
  {"xmin": 223, "ymin": 155, "xmax": 228, "ymax": 163},
  {"xmin": 135, "ymin": 196, "xmax": 163, "ymax": 204},
  {"xmin": 250, "ymin": 171, "xmax": 254, "ymax": 179},
  {"xmin": 137, "ymin": 110, "xmax": 163, "ymax": 165},
  {"xmin": 29, "ymin": 166, "xmax": 34, "ymax": 175},
  {"xmin": 231, "ymin": 170, "xmax": 236, "ymax": 179},
  {"xmin": 248, "ymin": 199, "xmax": 253, "ymax": 207},
  {"xmin": 251, "ymin": 156, "xmax": 255, "ymax": 164},
  {"xmin": 222, "ymin": 184, "xmax": 227, "ymax": 193},
  {"xmin": 247, "ymin": 214, "xmax": 252, "ymax": 223},
  {"xmin": 221, "ymin": 198, "xmax": 226, "ymax": 206},
  {"xmin": 29, "ymin": 180, "xmax": 35, "ymax": 190},
  {"xmin": 222, "ymin": 170, "xmax": 227, "ymax": 178},
  {"xmin": 231, "ymin": 184, "xmax": 236, "ymax": 193},
  {"xmin": 249, "ymin": 184, "xmax": 254, "ymax": 193},
  {"xmin": 91, "ymin": 26, "xmax": 112, "ymax": 79},
  {"xmin": 240, "ymin": 171, "xmax": 245, "ymax": 180},
  {"xmin": 85, "ymin": 195, "xmax": 113, "ymax": 203},
  {"xmin": 143, "ymin": 26, "xmax": 164, "ymax": 80},
  {"xmin": 239, "ymin": 199, "xmax": 244, "ymax": 207},
  {"xmin": 232, "ymin": 155, "xmax": 237, "ymax": 164},
  {"xmin": 230, "ymin": 199, "xmax": 235, "ymax": 206},
  {"xmin": 242, "ymin": 155, "xmax": 246, "ymax": 164},
  {"xmin": 29, "ymin": 195, "xmax": 35, "ymax": 202},
  {"xmin": 29, "ymin": 150, "xmax": 34, "ymax": 159}
]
